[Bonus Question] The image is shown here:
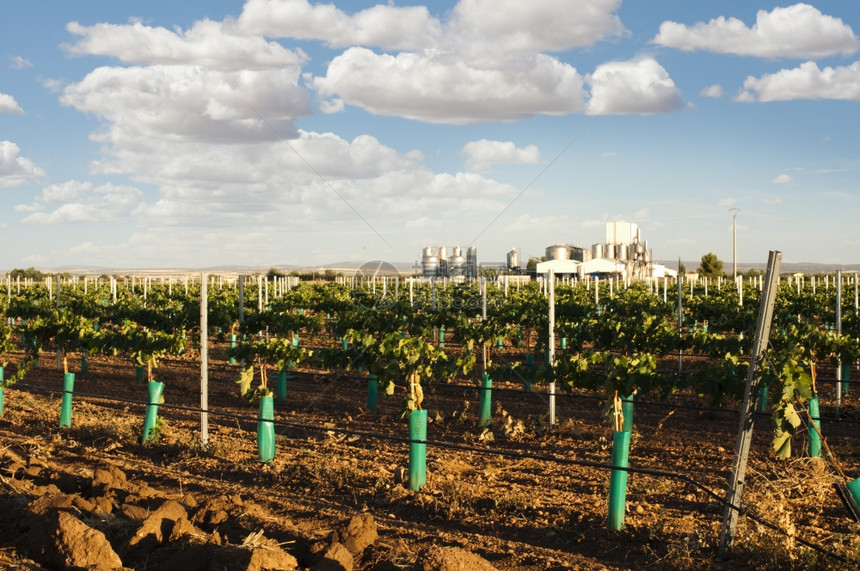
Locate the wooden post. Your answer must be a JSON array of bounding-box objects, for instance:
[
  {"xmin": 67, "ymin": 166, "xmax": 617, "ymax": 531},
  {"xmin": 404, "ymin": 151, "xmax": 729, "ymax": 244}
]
[
  {"xmin": 200, "ymin": 273, "xmax": 209, "ymax": 448},
  {"xmin": 719, "ymin": 250, "xmax": 782, "ymax": 552},
  {"xmin": 836, "ymin": 270, "xmax": 843, "ymax": 415},
  {"xmin": 548, "ymin": 270, "xmax": 556, "ymax": 426}
]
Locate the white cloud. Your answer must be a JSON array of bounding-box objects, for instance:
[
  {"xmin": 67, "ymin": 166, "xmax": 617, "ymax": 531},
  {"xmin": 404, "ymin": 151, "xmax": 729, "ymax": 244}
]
[
  {"xmin": 737, "ymin": 61, "xmax": 860, "ymax": 102},
  {"xmin": 653, "ymin": 4, "xmax": 859, "ymax": 59},
  {"xmin": 20, "ymin": 181, "xmax": 144, "ymax": 224},
  {"xmin": 0, "ymin": 141, "xmax": 45, "ymax": 187},
  {"xmin": 61, "ymin": 64, "xmax": 310, "ymax": 144},
  {"xmin": 505, "ymin": 213, "xmax": 570, "ymax": 233},
  {"xmin": 461, "ymin": 139, "xmax": 541, "ymax": 172},
  {"xmin": 0, "ymin": 93, "xmax": 24, "ymax": 114},
  {"xmin": 772, "ymin": 174, "xmax": 794, "ymax": 184},
  {"xmin": 9, "ymin": 56, "xmax": 32, "ymax": 69},
  {"xmin": 586, "ymin": 58, "xmax": 684, "ymax": 115},
  {"xmin": 450, "ymin": 0, "xmax": 626, "ymax": 56},
  {"xmin": 312, "ymin": 48, "xmax": 586, "ymax": 124},
  {"xmin": 700, "ymin": 84, "xmax": 723, "ymax": 98},
  {"xmin": 64, "ymin": 19, "xmax": 305, "ymax": 69},
  {"xmin": 237, "ymin": 0, "xmax": 442, "ymax": 51}
]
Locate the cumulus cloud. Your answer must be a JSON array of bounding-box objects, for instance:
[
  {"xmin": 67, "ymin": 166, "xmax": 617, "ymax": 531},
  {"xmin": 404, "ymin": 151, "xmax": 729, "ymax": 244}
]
[
  {"xmin": 237, "ymin": 0, "xmax": 442, "ymax": 51},
  {"xmin": 9, "ymin": 55, "xmax": 32, "ymax": 69},
  {"xmin": 64, "ymin": 19, "xmax": 305, "ymax": 69},
  {"xmin": 737, "ymin": 61, "xmax": 860, "ymax": 102},
  {"xmin": 449, "ymin": 0, "xmax": 626, "ymax": 56},
  {"xmin": 653, "ymin": 4, "xmax": 860, "ymax": 59},
  {"xmin": 0, "ymin": 93, "xmax": 24, "ymax": 114},
  {"xmin": 61, "ymin": 64, "xmax": 310, "ymax": 144},
  {"xmin": 772, "ymin": 174, "xmax": 794, "ymax": 184},
  {"xmin": 700, "ymin": 84, "xmax": 724, "ymax": 98},
  {"xmin": 462, "ymin": 139, "xmax": 542, "ymax": 172},
  {"xmin": 586, "ymin": 58, "xmax": 684, "ymax": 115},
  {"xmin": 0, "ymin": 141, "xmax": 45, "ymax": 187},
  {"xmin": 312, "ymin": 48, "xmax": 587, "ymax": 124},
  {"xmin": 20, "ymin": 181, "xmax": 144, "ymax": 224}
]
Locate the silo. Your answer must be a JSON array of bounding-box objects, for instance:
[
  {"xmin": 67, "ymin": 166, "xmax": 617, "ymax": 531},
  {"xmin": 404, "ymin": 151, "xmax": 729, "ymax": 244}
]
[
  {"xmin": 507, "ymin": 249, "xmax": 520, "ymax": 270},
  {"xmin": 466, "ymin": 246, "xmax": 477, "ymax": 278},
  {"xmin": 449, "ymin": 251, "xmax": 466, "ymax": 275},
  {"xmin": 421, "ymin": 248, "xmax": 439, "ymax": 277},
  {"xmin": 616, "ymin": 243, "xmax": 629, "ymax": 261},
  {"xmin": 592, "ymin": 243, "xmax": 604, "ymax": 259},
  {"xmin": 604, "ymin": 244, "xmax": 615, "ymax": 259},
  {"xmin": 545, "ymin": 244, "xmax": 572, "ymax": 261}
]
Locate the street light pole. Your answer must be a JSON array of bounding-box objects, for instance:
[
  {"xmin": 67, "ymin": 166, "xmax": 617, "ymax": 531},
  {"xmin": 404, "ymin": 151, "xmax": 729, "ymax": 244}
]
[{"xmin": 729, "ymin": 208, "xmax": 740, "ymax": 280}]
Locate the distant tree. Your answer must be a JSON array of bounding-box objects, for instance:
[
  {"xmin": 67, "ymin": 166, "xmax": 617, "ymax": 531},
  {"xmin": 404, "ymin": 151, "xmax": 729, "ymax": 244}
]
[
  {"xmin": 743, "ymin": 268, "xmax": 763, "ymax": 278},
  {"xmin": 323, "ymin": 269, "xmax": 339, "ymax": 281},
  {"xmin": 267, "ymin": 268, "xmax": 286, "ymax": 280},
  {"xmin": 9, "ymin": 267, "xmax": 45, "ymax": 280},
  {"xmin": 526, "ymin": 256, "xmax": 546, "ymax": 271},
  {"xmin": 677, "ymin": 258, "xmax": 685, "ymax": 276},
  {"xmin": 697, "ymin": 252, "xmax": 725, "ymax": 278}
]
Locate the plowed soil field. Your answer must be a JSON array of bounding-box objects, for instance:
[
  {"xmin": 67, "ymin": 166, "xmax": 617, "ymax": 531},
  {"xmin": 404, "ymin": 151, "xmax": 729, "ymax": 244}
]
[{"xmin": 0, "ymin": 343, "xmax": 858, "ymax": 570}]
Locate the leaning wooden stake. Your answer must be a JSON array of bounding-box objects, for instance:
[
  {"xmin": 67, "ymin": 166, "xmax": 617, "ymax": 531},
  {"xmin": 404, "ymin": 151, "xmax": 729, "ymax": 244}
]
[{"xmin": 719, "ymin": 250, "xmax": 782, "ymax": 553}]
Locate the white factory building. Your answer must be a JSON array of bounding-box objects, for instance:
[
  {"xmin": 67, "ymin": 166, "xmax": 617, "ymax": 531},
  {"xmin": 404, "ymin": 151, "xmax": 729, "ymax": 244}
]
[{"xmin": 525, "ymin": 221, "xmax": 671, "ymax": 279}]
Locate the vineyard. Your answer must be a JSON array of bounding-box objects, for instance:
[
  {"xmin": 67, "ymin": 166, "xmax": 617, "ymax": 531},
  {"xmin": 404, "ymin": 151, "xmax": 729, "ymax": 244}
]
[{"xmin": 1, "ymin": 269, "xmax": 859, "ymax": 570}]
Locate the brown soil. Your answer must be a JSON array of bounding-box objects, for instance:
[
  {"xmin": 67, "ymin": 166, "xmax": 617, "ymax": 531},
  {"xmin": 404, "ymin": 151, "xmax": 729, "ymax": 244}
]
[{"xmin": 0, "ymin": 345, "xmax": 858, "ymax": 570}]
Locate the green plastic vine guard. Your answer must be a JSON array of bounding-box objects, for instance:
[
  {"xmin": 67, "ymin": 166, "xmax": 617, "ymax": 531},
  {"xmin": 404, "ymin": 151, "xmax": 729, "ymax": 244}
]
[
  {"xmin": 135, "ymin": 366, "xmax": 145, "ymax": 382},
  {"xmin": 560, "ymin": 337, "xmax": 567, "ymax": 350},
  {"xmin": 257, "ymin": 395, "xmax": 275, "ymax": 463},
  {"xmin": 140, "ymin": 381, "xmax": 164, "ymax": 443},
  {"xmin": 758, "ymin": 384, "xmax": 769, "ymax": 413},
  {"xmin": 59, "ymin": 372, "xmax": 75, "ymax": 428},
  {"xmin": 621, "ymin": 394, "xmax": 634, "ymax": 432},
  {"xmin": 808, "ymin": 395, "xmax": 822, "ymax": 458},
  {"xmin": 438, "ymin": 326, "xmax": 444, "ymax": 349},
  {"xmin": 275, "ymin": 371, "xmax": 293, "ymax": 405},
  {"xmin": 608, "ymin": 429, "xmax": 631, "ymax": 530},
  {"xmin": 229, "ymin": 334, "xmax": 237, "ymax": 365},
  {"xmin": 842, "ymin": 362, "xmax": 851, "ymax": 395},
  {"xmin": 0, "ymin": 366, "xmax": 4, "ymax": 416},
  {"xmin": 367, "ymin": 374, "xmax": 378, "ymax": 413},
  {"xmin": 408, "ymin": 409, "xmax": 427, "ymax": 491},
  {"xmin": 341, "ymin": 337, "xmax": 348, "ymax": 351},
  {"xmin": 847, "ymin": 479, "xmax": 860, "ymax": 513},
  {"xmin": 478, "ymin": 373, "xmax": 492, "ymax": 427}
]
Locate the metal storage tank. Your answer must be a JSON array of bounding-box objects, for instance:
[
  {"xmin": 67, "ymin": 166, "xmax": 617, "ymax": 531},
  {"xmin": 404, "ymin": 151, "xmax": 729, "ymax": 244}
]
[
  {"xmin": 604, "ymin": 244, "xmax": 615, "ymax": 259},
  {"xmin": 507, "ymin": 249, "xmax": 520, "ymax": 270},
  {"xmin": 545, "ymin": 244, "xmax": 572, "ymax": 261},
  {"xmin": 438, "ymin": 246, "xmax": 447, "ymax": 261},
  {"xmin": 422, "ymin": 254, "xmax": 438, "ymax": 277},
  {"xmin": 466, "ymin": 246, "xmax": 477, "ymax": 278},
  {"xmin": 592, "ymin": 243, "xmax": 604, "ymax": 259},
  {"xmin": 449, "ymin": 254, "xmax": 466, "ymax": 274},
  {"xmin": 616, "ymin": 243, "xmax": 629, "ymax": 260}
]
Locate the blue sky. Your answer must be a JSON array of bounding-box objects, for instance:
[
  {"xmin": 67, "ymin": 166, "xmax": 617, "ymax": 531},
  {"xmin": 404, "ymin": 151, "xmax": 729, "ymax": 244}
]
[{"xmin": 1, "ymin": 1, "xmax": 859, "ymax": 271}]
